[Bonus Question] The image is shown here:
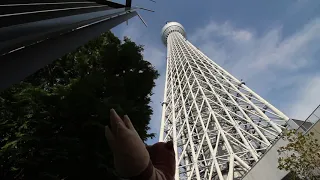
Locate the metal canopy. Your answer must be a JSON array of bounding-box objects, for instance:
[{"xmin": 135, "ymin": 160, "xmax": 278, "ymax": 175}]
[{"xmin": 0, "ymin": 0, "xmax": 137, "ymax": 90}]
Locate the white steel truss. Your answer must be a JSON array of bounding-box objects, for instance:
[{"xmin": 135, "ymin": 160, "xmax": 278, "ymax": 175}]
[{"xmin": 159, "ymin": 22, "xmax": 289, "ymax": 180}]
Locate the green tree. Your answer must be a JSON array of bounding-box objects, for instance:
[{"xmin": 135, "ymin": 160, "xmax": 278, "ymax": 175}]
[
  {"xmin": 0, "ymin": 32, "xmax": 159, "ymax": 180},
  {"xmin": 278, "ymin": 129, "xmax": 320, "ymax": 180}
]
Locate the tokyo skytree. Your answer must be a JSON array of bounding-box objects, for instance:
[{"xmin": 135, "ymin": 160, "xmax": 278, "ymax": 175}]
[{"xmin": 158, "ymin": 22, "xmax": 289, "ymax": 180}]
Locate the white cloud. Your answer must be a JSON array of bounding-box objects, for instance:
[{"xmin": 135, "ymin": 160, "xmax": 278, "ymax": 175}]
[
  {"xmin": 190, "ymin": 18, "xmax": 320, "ymax": 120},
  {"xmin": 143, "ymin": 46, "xmax": 166, "ymax": 70},
  {"xmin": 190, "ymin": 22, "xmax": 253, "ymax": 42},
  {"xmin": 251, "ymin": 19, "xmax": 320, "ymax": 70},
  {"xmin": 288, "ymin": 75, "xmax": 320, "ymax": 121}
]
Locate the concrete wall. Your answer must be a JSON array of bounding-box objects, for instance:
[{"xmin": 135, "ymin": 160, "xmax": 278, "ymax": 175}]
[
  {"xmin": 243, "ymin": 111, "xmax": 320, "ymax": 180},
  {"xmin": 308, "ymin": 120, "xmax": 320, "ymax": 140},
  {"xmin": 306, "ymin": 120, "xmax": 320, "ymax": 176},
  {"xmin": 242, "ymin": 138, "xmax": 289, "ymax": 180}
]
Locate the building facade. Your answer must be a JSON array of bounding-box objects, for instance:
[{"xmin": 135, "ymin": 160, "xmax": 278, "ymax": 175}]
[{"xmin": 243, "ymin": 105, "xmax": 320, "ymax": 180}]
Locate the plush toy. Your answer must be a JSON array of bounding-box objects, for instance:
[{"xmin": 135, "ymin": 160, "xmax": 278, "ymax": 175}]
[{"xmin": 105, "ymin": 109, "xmax": 176, "ymax": 180}]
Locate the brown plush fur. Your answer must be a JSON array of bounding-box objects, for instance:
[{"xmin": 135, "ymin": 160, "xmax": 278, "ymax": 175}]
[{"xmin": 146, "ymin": 141, "xmax": 175, "ymax": 180}]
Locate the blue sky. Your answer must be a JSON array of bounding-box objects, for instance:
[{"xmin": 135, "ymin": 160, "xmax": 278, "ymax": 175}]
[{"xmin": 112, "ymin": 0, "xmax": 320, "ymax": 144}]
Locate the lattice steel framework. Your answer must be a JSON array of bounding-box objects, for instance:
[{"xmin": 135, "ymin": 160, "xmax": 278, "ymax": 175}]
[{"xmin": 159, "ymin": 22, "xmax": 289, "ymax": 180}]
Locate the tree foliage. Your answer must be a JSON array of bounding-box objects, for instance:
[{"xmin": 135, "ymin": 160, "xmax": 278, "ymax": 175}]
[
  {"xmin": 0, "ymin": 32, "xmax": 159, "ymax": 180},
  {"xmin": 278, "ymin": 129, "xmax": 320, "ymax": 180}
]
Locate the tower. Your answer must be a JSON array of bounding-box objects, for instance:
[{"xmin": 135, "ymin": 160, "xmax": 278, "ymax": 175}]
[{"xmin": 159, "ymin": 22, "xmax": 289, "ymax": 180}]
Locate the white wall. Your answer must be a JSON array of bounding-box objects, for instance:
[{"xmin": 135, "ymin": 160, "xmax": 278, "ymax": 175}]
[
  {"xmin": 242, "ymin": 137, "xmax": 289, "ymax": 180},
  {"xmin": 243, "ymin": 118, "xmax": 320, "ymax": 180}
]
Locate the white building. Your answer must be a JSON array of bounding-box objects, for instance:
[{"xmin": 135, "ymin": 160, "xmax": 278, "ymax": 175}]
[{"xmin": 243, "ymin": 105, "xmax": 320, "ymax": 180}]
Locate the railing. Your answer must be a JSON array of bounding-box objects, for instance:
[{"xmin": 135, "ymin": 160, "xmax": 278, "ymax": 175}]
[{"xmin": 297, "ymin": 104, "xmax": 320, "ymax": 133}]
